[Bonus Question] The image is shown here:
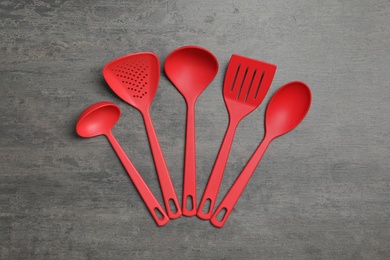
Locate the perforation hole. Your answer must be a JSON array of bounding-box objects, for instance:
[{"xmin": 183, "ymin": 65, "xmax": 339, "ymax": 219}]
[{"xmin": 216, "ymin": 208, "xmax": 227, "ymax": 222}]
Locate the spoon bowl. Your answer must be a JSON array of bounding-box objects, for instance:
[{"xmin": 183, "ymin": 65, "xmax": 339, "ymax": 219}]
[
  {"xmin": 266, "ymin": 81, "xmax": 312, "ymax": 139},
  {"xmin": 76, "ymin": 102, "xmax": 120, "ymax": 137}
]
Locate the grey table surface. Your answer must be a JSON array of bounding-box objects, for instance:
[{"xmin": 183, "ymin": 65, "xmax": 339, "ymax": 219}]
[{"xmin": 1, "ymin": 0, "xmax": 389, "ymax": 259}]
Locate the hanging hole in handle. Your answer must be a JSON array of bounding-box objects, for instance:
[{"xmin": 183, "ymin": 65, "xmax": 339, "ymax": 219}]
[
  {"xmin": 169, "ymin": 199, "xmax": 178, "ymax": 213},
  {"xmin": 202, "ymin": 198, "xmax": 211, "ymax": 214},
  {"xmin": 216, "ymin": 208, "xmax": 227, "ymax": 222},
  {"xmin": 186, "ymin": 195, "xmax": 193, "ymax": 211},
  {"xmin": 154, "ymin": 208, "xmax": 164, "ymax": 220}
]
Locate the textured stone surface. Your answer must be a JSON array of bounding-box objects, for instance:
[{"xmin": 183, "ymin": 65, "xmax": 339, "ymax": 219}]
[{"xmin": 1, "ymin": 0, "xmax": 389, "ymax": 259}]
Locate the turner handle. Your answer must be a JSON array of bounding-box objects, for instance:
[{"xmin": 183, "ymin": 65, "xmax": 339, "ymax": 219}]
[
  {"xmin": 210, "ymin": 138, "xmax": 270, "ymax": 228},
  {"xmin": 143, "ymin": 110, "xmax": 182, "ymax": 219},
  {"xmin": 182, "ymin": 103, "xmax": 197, "ymax": 216},
  {"xmin": 106, "ymin": 132, "xmax": 169, "ymax": 226},
  {"xmin": 197, "ymin": 120, "xmax": 238, "ymax": 220}
]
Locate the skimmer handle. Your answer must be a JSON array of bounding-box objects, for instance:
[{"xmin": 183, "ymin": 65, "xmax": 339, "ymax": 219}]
[{"xmin": 143, "ymin": 110, "xmax": 182, "ymax": 219}]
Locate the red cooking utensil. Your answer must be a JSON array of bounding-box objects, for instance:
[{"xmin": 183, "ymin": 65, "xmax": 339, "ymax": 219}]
[
  {"xmin": 103, "ymin": 53, "xmax": 181, "ymax": 219},
  {"xmin": 210, "ymin": 81, "xmax": 312, "ymax": 228},
  {"xmin": 164, "ymin": 46, "xmax": 219, "ymax": 216},
  {"xmin": 76, "ymin": 101, "xmax": 169, "ymax": 226},
  {"xmin": 197, "ymin": 54, "xmax": 277, "ymax": 220}
]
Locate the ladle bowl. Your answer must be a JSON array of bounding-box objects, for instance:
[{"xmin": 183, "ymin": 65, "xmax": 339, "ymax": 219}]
[{"xmin": 76, "ymin": 102, "xmax": 120, "ymax": 137}]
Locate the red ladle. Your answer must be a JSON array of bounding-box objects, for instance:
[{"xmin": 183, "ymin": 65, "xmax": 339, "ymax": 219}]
[
  {"xmin": 210, "ymin": 81, "xmax": 312, "ymax": 228},
  {"xmin": 76, "ymin": 101, "xmax": 169, "ymax": 226},
  {"xmin": 164, "ymin": 46, "xmax": 219, "ymax": 216}
]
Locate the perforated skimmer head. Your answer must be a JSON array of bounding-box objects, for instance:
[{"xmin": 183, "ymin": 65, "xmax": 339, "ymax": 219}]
[{"xmin": 103, "ymin": 52, "xmax": 160, "ymax": 110}]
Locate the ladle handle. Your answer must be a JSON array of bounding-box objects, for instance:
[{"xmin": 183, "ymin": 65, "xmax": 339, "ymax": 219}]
[
  {"xmin": 182, "ymin": 103, "xmax": 197, "ymax": 216},
  {"xmin": 143, "ymin": 111, "xmax": 182, "ymax": 219},
  {"xmin": 210, "ymin": 138, "xmax": 270, "ymax": 228},
  {"xmin": 197, "ymin": 120, "xmax": 238, "ymax": 220},
  {"xmin": 106, "ymin": 132, "xmax": 169, "ymax": 226}
]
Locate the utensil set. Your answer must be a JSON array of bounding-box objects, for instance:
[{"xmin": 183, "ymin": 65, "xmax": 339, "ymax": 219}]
[{"xmin": 76, "ymin": 46, "xmax": 312, "ymax": 228}]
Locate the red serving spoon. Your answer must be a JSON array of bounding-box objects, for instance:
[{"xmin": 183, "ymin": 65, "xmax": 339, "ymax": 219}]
[
  {"xmin": 164, "ymin": 46, "xmax": 218, "ymax": 216},
  {"xmin": 210, "ymin": 81, "xmax": 312, "ymax": 228},
  {"xmin": 197, "ymin": 54, "xmax": 277, "ymax": 220},
  {"xmin": 103, "ymin": 53, "xmax": 181, "ymax": 219},
  {"xmin": 76, "ymin": 101, "xmax": 169, "ymax": 226}
]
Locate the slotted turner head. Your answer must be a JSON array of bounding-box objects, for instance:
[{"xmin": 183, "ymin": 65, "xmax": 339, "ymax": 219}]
[
  {"xmin": 103, "ymin": 52, "xmax": 160, "ymax": 110},
  {"xmin": 223, "ymin": 54, "xmax": 277, "ymax": 118}
]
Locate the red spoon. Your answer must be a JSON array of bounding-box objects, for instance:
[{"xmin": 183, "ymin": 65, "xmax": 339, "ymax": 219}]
[
  {"xmin": 103, "ymin": 53, "xmax": 181, "ymax": 219},
  {"xmin": 76, "ymin": 101, "xmax": 169, "ymax": 226},
  {"xmin": 210, "ymin": 81, "xmax": 312, "ymax": 228},
  {"xmin": 164, "ymin": 46, "xmax": 219, "ymax": 216}
]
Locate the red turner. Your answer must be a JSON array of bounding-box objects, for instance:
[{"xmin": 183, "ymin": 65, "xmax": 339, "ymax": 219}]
[{"xmin": 197, "ymin": 54, "xmax": 277, "ymax": 220}]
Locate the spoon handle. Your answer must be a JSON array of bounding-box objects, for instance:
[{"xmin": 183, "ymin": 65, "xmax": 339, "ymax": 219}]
[
  {"xmin": 106, "ymin": 132, "xmax": 169, "ymax": 227},
  {"xmin": 182, "ymin": 103, "xmax": 197, "ymax": 216},
  {"xmin": 210, "ymin": 137, "xmax": 270, "ymax": 228},
  {"xmin": 142, "ymin": 110, "xmax": 182, "ymax": 219},
  {"xmin": 197, "ymin": 119, "xmax": 239, "ymax": 220}
]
